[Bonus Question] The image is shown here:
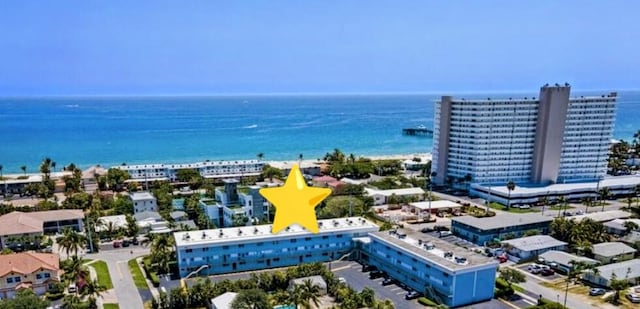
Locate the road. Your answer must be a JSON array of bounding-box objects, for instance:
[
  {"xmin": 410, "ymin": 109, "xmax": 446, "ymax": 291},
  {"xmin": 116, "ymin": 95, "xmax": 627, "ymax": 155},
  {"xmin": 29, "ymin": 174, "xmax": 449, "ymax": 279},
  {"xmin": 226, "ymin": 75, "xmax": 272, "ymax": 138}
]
[{"xmin": 85, "ymin": 245, "xmax": 150, "ymax": 309}]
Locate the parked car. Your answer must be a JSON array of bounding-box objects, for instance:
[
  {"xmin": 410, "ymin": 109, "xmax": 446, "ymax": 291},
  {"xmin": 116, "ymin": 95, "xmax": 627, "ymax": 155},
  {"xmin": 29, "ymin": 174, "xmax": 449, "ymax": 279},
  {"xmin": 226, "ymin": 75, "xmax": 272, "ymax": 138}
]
[
  {"xmin": 519, "ymin": 205, "xmax": 531, "ymax": 209},
  {"xmin": 122, "ymin": 240, "xmax": 130, "ymax": 247},
  {"xmin": 434, "ymin": 225, "xmax": 450, "ymax": 232},
  {"xmin": 113, "ymin": 241, "xmax": 121, "ymax": 248},
  {"xmin": 540, "ymin": 268, "xmax": 555, "ymax": 276},
  {"xmin": 439, "ymin": 231, "xmax": 453, "ymax": 237},
  {"xmin": 369, "ymin": 270, "xmax": 386, "ymax": 279},
  {"xmin": 626, "ymin": 293, "xmax": 640, "ymax": 303},
  {"xmin": 405, "ymin": 290, "xmax": 422, "ymax": 300},
  {"xmin": 68, "ymin": 283, "xmax": 77, "ymax": 293},
  {"xmin": 362, "ymin": 264, "xmax": 377, "ymax": 272},
  {"xmin": 131, "ymin": 237, "xmax": 139, "ymax": 245},
  {"xmin": 497, "ymin": 254, "xmax": 508, "ymax": 263},
  {"xmin": 528, "ymin": 265, "xmax": 542, "ymax": 274},
  {"xmin": 421, "ymin": 227, "xmax": 434, "ymax": 233},
  {"xmin": 382, "ymin": 277, "xmax": 395, "ymax": 286},
  {"xmin": 589, "ymin": 288, "xmax": 606, "ymax": 296}
]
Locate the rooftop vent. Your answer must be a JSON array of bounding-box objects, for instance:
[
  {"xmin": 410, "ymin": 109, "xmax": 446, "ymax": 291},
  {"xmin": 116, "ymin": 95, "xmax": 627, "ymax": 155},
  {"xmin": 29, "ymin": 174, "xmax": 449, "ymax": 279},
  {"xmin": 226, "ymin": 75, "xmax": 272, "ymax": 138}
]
[
  {"xmin": 201, "ymin": 232, "xmax": 207, "ymax": 239},
  {"xmin": 444, "ymin": 251, "xmax": 454, "ymax": 259},
  {"xmin": 454, "ymin": 256, "xmax": 467, "ymax": 264},
  {"xmin": 254, "ymin": 227, "xmax": 259, "ymax": 235},
  {"xmin": 319, "ymin": 222, "xmax": 323, "ymax": 227},
  {"xmin": 182, "ymin": 233, "xmax": 191, "ymax": 240},
  {"xmin": 424, "ymin": 242, "xmax": 435, "ymax": 250},
  {"xmin": 238, "ymin": 229, "xmax": 243, "ymax": 235},
  {"xmin": 333, "ymin": 220, "xmax": 339, "ymax": 227},
  {"xmin": 219, "ymin": 230, "xmax": 224, "ymax": 237}
]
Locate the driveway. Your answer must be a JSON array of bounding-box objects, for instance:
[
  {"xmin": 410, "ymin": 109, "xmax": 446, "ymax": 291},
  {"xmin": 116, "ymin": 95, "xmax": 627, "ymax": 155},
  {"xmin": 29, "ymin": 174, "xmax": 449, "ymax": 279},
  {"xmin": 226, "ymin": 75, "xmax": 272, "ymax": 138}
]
[{"xmin": 85, "ymin": 245, "xmax": 150, "ymax": 308}]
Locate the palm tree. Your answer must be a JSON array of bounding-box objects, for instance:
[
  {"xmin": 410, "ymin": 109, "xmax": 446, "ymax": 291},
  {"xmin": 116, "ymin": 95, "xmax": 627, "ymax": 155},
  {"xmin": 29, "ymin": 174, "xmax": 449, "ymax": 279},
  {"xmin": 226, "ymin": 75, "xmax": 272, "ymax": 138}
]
[
  {"xmin": 82, "ymin": 278, "xmax": 106, "ymax": 309},
  {"xmin": 20, "ymin": 165, "xmax": 27, "ymax": 176},
  {"xmin": 298, "ymin": 153, "xmax": 304, "ymax": 165},
  {"xmin": 557, "ymin": 196, "xmax": 567, "ymax": 217},
  {"xmin": 56, "ymin": 227, "xmax": 85, "ymax": 258},
  {"xmin": 62, "ymin": 294, "xmax": 83, "ymax": 309},
  {"xmin": 62, "ymin": 256, "xmax": 89, "ymax": 284},
  {"xmin": 257, "ymin": 153, "xmax": 264, "ymax": 161},
  {"xmin": 359, "ymin": 287, "xmax": 375, "ymax": 308},
  {"xmin": 52, "ymin": 161, "xmax": 57, "ymax": 174},
  {"xmin": 296, "ymin": 279, "xmax": 322, "ymax": 309},
  {"xmin": 150, "ymin": 234, "xmax": 174, "ymax": 274},
  {"xmin": 624, "ymin": 221, "xmax": 639, "ymax": 234},
  {"xmin": 40, "ymin": 157, "xmax": 52, "ymax": 178},
  {"xmin": 581, "ymin": 197, "xmax": 592, "ymax": 214},
  {"xmin": 506, "ymin": 181, "xmax": 515, "ymax": 209},
  {"xmin": 372, "ymin": 299, "xmax": 395, "ymax": 309},
  {"xmin": 599, "ymin": 187, "xmax": 611, "ymax": 211}
]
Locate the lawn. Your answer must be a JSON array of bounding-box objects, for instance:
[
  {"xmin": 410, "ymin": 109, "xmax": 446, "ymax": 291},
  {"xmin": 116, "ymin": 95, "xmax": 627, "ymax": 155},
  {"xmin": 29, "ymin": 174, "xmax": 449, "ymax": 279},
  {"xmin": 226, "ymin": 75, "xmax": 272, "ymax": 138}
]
[
  {"xmin": 487, "ymin": 202, "xmax": 539, "ymax": 213},
  {"xmin": 89, "ymin": 260, "xmax": 113, "ymax": 289},
  {"xmin": 103, "ymin": 304, "xmax": 120, "ymax": 309},
  {"xmin": 128, "ymin": 258, "xmax": 149, "ymax": 289}
]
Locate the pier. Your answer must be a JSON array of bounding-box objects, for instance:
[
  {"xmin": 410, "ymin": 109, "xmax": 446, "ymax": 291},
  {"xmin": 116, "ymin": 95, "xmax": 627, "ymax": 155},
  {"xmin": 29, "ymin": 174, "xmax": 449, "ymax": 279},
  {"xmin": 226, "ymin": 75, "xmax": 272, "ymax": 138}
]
[{"xmin": 402, "ymin": 127, "xmax": 433, "ymax": 136}]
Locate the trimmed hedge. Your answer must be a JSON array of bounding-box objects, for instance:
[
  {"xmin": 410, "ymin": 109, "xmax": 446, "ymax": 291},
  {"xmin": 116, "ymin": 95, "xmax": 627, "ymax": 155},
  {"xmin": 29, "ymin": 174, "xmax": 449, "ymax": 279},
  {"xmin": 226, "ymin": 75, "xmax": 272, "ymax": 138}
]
[
  {"xmin": 418, "ymin": 297, "xmax": 438, "ymax": 306},
  {"xmin": 140, "ymin": 257, "xmax": 160, "ymax": 287},
  {"xmin": 495, "ymin": 278, "xmax": 509, "ymax": 290}
]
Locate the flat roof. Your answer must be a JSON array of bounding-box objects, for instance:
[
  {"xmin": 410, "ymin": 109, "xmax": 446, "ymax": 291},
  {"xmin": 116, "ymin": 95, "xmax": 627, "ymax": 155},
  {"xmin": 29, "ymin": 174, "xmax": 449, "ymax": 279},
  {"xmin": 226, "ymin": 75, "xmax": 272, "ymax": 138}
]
[
  {"xmin": 365, "ymin": 187, "xmax": 425, "ymax": 197},
  {"xmin": 538, "ymin": 250, "xmax": 599, "ymax": 267},
  {"xmin": 473, "ymin": 175, "xmax": 640, "ymax": 196},
  {"xmin": 96, "ymin": 215, "xmax": 127, "ymax": 232},
  {"xmin": 603, "ymin": 219, "xmax": 640, "ymax": 231},
  {"xmin": 452, "ymin": 213, "xmax": 553, "ymax": 231},
  {"xmin": 591, "ymin": 259, "xmax": 640, "ymax": 281},
  {"xmin": 592, "ymin": 242, "xmax": 637, "ymax": 257},
  {"xmin": 569, "ymin": 210, "xmax": 631, "ymax": 223},
  {"xmin": 174, "ymin": 217, "xmax": 378, "ymax": 247},
  {"xmin": 410, "ymin": 200, "xmax": 461, "ymax": 210},
  {"xmin": 130, "ymin": 192, "xmax": 155, "ymax": 201},
  {"xmin": 117, "ymin": 160, "xmax": 263, "ymax": 170},
  {"xmin": 501, "ymin": 235, "xmax": 567, "ymax": 252},
  {"xmin": 369, "ymin": 230, "xmax": 497, "ymax": 272},
  {"xmin": 28, "ymin": 209, "xmax": 84, "ymax": 222},
  {"xmin": 210, "ymin": 292, "xmax": 238, "ymax": 309}
]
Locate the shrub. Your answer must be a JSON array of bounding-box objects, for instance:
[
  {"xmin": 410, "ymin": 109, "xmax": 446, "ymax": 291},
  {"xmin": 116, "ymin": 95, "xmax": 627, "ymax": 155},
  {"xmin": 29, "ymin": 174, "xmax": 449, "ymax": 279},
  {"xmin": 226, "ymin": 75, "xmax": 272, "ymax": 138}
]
[
  {"xmin": 418, "ymin": 297, "xmax": 438, "ymax": 306},
  {"xmin": 149, "ymin": 271, "xmax": 160, "ymax": 287},
  {"xmin": 495, "ymin": 277, "xmax": 510, "ymax": 290},
  {"xmin": 494, "ymin": 287, "xmax": 514, "ymax": 298},
  {"xmin": 46, "ymin": 292, "xmax": 64, "ymax": 300}
]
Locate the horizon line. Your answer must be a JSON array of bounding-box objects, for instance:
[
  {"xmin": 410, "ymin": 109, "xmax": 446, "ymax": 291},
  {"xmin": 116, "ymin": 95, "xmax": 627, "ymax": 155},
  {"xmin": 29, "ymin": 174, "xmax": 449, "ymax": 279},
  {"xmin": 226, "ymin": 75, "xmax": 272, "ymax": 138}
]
[{"xmin": 0, "ymin": 88, "xmax": 636, "ymax": 99}]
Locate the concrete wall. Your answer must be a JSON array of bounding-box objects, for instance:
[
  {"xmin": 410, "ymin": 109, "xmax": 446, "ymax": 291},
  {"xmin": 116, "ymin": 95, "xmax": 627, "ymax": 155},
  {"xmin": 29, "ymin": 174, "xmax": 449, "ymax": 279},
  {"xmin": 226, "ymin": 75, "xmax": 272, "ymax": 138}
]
[{"xmin": 531, "ymin": 86, "xmax": 571, "ymax": 184}]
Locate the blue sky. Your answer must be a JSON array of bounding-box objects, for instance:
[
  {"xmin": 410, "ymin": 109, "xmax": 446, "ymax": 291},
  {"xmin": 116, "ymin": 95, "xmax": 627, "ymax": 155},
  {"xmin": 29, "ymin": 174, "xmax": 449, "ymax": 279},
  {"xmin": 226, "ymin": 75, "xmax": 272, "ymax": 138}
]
[{"xmin": 0, "ymin": 1, "xmax": 638, "ymax": 95}]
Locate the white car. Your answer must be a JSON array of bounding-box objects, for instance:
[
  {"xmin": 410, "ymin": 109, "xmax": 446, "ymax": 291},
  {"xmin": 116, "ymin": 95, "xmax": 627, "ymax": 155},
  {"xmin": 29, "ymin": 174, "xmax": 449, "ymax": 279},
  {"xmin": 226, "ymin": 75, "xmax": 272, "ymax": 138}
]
[{"xmin": 68, "ymin": 283, "xmax": 77, "ymax": 293}]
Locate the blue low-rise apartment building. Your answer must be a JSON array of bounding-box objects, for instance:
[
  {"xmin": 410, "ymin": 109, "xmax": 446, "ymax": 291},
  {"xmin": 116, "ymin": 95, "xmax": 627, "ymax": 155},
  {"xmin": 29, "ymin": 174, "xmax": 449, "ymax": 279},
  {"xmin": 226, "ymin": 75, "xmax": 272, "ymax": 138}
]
[
  {"xmin": 451, "ymin": 213, "xmax": 553, "ymax": 246},
  {"xmin": 357, "ymin": 230, "xmax": 498, "ymax": 307},
  {"xmin": 174, "ymin": 217, "xmax": 378, "ymax": 277}
]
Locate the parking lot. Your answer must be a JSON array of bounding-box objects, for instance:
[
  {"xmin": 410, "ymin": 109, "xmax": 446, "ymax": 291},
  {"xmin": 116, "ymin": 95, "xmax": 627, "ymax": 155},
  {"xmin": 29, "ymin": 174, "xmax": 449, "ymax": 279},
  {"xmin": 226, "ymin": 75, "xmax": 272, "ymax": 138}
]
[
  {"xmin": 516, "ymin": 263, "xmax": 564, "ymax": 281},
  {"xmin": 333, "ymin": 262, "xmax": 423, "ymax": 309}
]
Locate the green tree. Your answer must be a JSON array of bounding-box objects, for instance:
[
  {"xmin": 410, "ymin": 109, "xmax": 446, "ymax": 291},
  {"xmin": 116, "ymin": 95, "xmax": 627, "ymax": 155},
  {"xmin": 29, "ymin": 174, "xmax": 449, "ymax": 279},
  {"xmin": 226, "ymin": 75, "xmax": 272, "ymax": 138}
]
[
  {"xmin": 260, "ymin": 165, "xmax": 283, "ymax": 182},
  {"xmin": 125, "ymin": 214, "xmax": 139, "ymax": 237},
  {"xmin": 0, "ymin": 289, "xmax": 50, "ymax": 309},
  {"xmin": 506, "ymin": 181, "xmax": 516, "ymax": 209},
  {"xmin": 499, "ymin": 268, "xmax": 526, "ymax": 288},
  {"xmin": 82, "ymin": 279, "xmax": 106, "ymax": 309},
  {"xmin": 296, "ymin": 279, "xmax": 322, "ymax": 309},
  {"xmin": 20, "ymin": 165, "xmax": 27, "ymax": 176},
  {"xmin": 231, "ymin": 289, "xmax": 270, "ymax": 309},
  {"xmin": 56, "ymin": 227, "xmax": 86, "ymax": 258},
  {"xmin": 318, "ymin": 196, "xmax": 364, "ymax": 219},
  {"xmin": 609, "ymin": 269, "xmax": 631, "ymax": 305},
  {"xmin": 105, "ymin": 168, "xmax": 131, "ymax": 191}
]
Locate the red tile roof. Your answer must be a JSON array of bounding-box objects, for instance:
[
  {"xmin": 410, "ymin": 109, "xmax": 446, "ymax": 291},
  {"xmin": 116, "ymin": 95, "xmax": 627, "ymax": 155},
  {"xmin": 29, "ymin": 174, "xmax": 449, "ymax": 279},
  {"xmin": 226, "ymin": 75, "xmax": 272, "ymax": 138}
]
[{"xmin": 0, "ymin": 252, "xmax": 60, "ymax": 277}]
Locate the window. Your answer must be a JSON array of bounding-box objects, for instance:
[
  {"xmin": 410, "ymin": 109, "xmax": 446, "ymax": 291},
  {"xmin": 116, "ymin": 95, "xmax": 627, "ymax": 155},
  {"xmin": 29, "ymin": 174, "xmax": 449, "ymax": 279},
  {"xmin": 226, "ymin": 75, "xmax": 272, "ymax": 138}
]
[
  {"xmin": 304, "ymin": 237, "xmax": 311, "ymax": 241},
  {"xmin": 14, "ymin": 277, "xmax": 21, "ymax": 283},
  {"xmin": 44, "ymin": 273, "xmax": 50, "ymax": 278},
  {"xmin": 290, "ymin": 239, "xmax": 297, "ymax": 243},
  {"xmin": 36, "ymin": 274, "xmax": 43, "ymax": 280},
  {"xmin": 322, "ymin": 236, "xmax": 328, "ymax": 239},
  {"xmin": 186, "ymin": 249, "xmax": 193, "ymax": 253},
  {"xmin": 6, "ymin": 278, "xmax": 13, "ymax": 284},
  {"xmin": 239, "ymin": 244, "xmax": 244, "ymax": 248},
  {"xmin": 222, "ymin": 246, "xmax": 229, "ymax": 250}
]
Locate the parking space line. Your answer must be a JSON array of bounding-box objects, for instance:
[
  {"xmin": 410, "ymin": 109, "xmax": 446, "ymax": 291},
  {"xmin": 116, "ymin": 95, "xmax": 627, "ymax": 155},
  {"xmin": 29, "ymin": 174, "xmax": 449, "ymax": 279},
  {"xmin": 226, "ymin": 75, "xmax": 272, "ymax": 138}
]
[
  {"xmin": 396, "ymin": 291, "xmax": 405, "ymax": 295},
  {"xmin": 390, "ymin": 287, "xmax": 401, "ymax": 291}
]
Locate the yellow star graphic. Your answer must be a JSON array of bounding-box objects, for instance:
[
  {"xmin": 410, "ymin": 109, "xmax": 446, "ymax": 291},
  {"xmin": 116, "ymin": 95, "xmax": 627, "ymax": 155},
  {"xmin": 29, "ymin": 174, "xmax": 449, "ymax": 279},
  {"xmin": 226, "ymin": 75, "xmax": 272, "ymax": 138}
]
[{"xmin": 259, "ymin": 164, "xmax": 331, "ymax": 234}]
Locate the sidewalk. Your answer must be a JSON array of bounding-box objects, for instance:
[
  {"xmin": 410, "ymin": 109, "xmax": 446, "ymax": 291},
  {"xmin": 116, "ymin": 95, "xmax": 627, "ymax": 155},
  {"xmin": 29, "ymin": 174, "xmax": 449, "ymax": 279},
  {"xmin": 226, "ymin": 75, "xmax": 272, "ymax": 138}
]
[{"xmin": 85, "ymin": 260, "xmax": 118, "ymax": 309}]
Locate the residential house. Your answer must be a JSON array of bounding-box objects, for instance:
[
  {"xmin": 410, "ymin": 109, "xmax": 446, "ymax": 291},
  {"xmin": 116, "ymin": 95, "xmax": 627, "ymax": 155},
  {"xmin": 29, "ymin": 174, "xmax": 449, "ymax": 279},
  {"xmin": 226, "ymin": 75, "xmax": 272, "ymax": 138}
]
[
  {"xmin": 591, "ymin": 242, "xmax": 637, "ymax": 264},
  {"xmin": 501, "ymin": 235, "xmax": 568, "ymax": 261},
  {"xmin": 451, "ymin": 213, "xmax": 553, "ymax": 246},
  {"xmin": 365, "ymin": 187, "xmax": 425, "ymax": 206},
  {"xmin": 583, "ymin": 259, "xmax": 640, "ymax": 287},
  {"xmin": 0, "ymin": 253, "xmax": 61, "ymax": 299},
  {"xmin": 130, "ymin": 192, "xmax": 158, "ymax": 213},
  {"xmin": 0, "ymin": 210, "xmax": 84, "ymax": 249}
]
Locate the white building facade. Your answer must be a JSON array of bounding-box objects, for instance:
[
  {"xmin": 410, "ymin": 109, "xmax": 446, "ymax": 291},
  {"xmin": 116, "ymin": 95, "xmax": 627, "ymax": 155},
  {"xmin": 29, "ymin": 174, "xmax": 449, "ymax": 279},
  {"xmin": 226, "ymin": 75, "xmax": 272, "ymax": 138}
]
[
  {"xmin": 116, "ymin": 160, "xmax": 265, "ymax": 182},
  {"xmin": 130, "ymin": 192, "xmax": 158, "ymax": 213},
  {"xmin": 433, "ymin": 84, "xmax": 616, "ymax": 187}
]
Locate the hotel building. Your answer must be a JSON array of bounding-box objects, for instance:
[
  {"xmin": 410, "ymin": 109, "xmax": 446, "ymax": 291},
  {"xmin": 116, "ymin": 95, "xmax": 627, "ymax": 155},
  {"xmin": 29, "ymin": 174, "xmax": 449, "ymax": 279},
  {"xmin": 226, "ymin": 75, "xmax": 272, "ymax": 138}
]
[
  {"xmin": 358, "ymin": 230, "xmax": 498, "ymax": 307},
  {"xmin": 174, "ymin": 217, "xmax": 378, "ymax": 278},
  {"xmin": 116, "ymin": 160, "xmax": 264, "ymax": 182},
  {"xmin": 432, "ymin": 84, "xmax": 620, "ymax": 202},
  {"xmin": 175, "ymin": 217, "xmax": 498, "ymax": 307}
]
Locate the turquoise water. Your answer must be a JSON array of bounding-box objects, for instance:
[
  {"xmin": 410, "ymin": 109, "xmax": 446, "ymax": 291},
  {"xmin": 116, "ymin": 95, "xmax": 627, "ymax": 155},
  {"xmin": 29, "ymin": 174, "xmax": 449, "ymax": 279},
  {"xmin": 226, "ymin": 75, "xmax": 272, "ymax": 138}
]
[{"xmin": 0, "ymin": 91, "xmax": 639, "ymax": 173}]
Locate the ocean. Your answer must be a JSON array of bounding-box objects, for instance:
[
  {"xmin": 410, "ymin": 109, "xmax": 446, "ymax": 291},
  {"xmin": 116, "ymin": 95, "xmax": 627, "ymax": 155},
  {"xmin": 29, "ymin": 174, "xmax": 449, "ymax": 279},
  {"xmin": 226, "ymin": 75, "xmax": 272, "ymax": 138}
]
[{"xmin": 0, "ymin": 91, "xmax": 639, "ymax": 173}]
